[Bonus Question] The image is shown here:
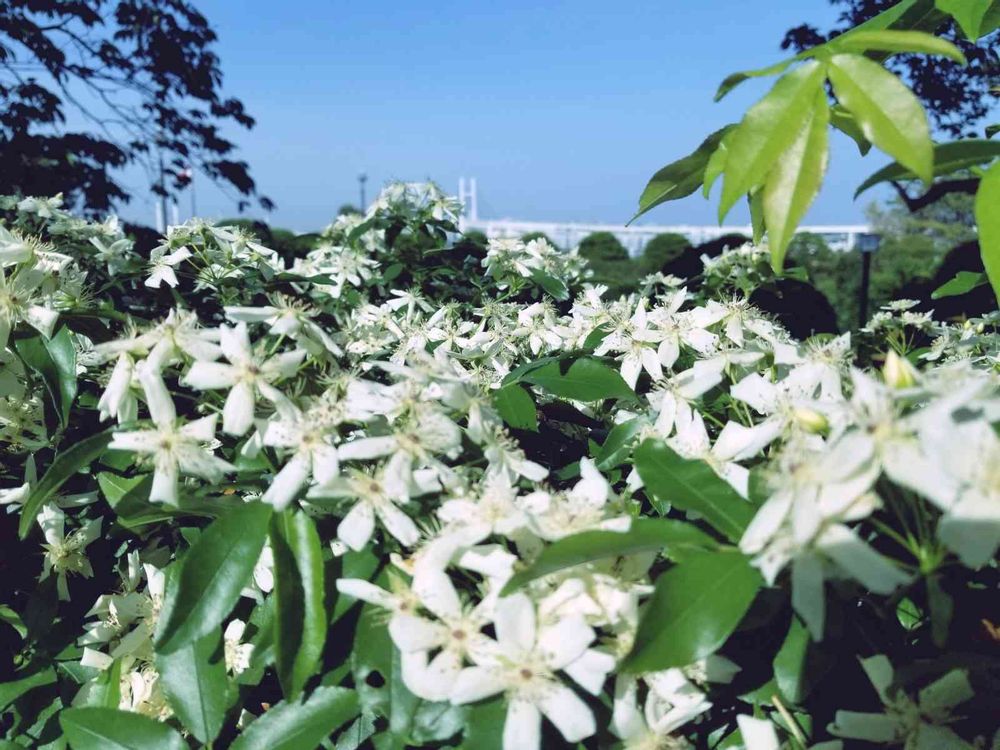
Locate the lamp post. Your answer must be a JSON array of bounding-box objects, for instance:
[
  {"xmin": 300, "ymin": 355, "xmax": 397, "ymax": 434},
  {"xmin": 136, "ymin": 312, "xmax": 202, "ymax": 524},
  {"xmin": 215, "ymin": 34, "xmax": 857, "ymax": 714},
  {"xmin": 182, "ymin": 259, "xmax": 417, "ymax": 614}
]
[
  {"xmin": 857, "ymin": 233, "xmax": 881, "ymax": 328},
  {"xmin": 358, "ymin": 173, "xmax": 368, "ymax": 212}
]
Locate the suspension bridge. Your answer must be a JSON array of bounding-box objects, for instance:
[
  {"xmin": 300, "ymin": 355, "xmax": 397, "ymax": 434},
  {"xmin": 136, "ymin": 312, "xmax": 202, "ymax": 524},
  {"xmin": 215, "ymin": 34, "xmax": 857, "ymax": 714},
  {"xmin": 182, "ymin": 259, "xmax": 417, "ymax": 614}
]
[{"xmin": 456, "ymin": 178, "xmax": 875, "ymax": 256}]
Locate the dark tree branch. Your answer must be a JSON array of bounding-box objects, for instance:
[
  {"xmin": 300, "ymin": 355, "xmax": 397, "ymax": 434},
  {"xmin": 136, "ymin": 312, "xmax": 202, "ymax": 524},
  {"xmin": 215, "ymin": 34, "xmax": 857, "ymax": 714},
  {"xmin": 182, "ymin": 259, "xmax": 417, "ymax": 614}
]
[{"xmin": 889, "ymin": 178, "xmax": 980, "ymax": 213}]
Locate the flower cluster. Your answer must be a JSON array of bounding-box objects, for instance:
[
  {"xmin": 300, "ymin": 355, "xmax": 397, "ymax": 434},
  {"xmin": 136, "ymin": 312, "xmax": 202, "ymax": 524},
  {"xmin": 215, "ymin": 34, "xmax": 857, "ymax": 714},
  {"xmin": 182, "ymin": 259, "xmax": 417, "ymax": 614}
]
[{"xmin": 0, "ymin": 186, "xmax": 996, "ymax": 750}]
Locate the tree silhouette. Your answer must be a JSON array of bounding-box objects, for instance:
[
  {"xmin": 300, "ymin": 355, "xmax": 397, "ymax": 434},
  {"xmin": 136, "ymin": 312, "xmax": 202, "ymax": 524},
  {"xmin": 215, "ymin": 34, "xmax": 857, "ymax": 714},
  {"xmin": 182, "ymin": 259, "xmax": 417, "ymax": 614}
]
[{"xmin": 0, "ymin": 0, "xmax": 271, "ymax": 215}]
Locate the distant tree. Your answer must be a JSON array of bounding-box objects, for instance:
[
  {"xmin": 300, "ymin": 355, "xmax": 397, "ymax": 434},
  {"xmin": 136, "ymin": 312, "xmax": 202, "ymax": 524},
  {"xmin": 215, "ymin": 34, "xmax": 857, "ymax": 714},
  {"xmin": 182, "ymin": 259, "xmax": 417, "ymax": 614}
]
[
  {"xmin": 579, "ymin": 231, "xmax": 638, "ymax": 297},
  {"xmin": 663, "ymin": 233, "xmax": 749, "ymax": 280},
  {"xmin": 782, "ymin": 0, "xmax": 999, "ymax": 137},
  {"xmin": 639, "ymin": 232, "xmax": 690, "ymax": 275},
  {"xmin": 338, "ymin": 204, "xmax": 362, "ymax": 216},
  {"xmin": 578, "ymin": 231, "xmax": 629, "ymax": 263},
  {"xmin": 463, "ymin": 229, "xmax": 488, "ymax": 246},
  {"xmin": 521, "ymin": 231, "xmax": 560, "ymax": 251},
  {"xmin": 0, "ymin": 0, "xmax": 269, "ymax": 215}
]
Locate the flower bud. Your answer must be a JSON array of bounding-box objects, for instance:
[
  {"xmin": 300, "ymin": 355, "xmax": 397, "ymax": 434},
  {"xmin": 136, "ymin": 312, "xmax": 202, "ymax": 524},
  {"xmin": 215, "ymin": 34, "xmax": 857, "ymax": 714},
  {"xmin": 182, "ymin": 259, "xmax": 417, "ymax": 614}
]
[
  {"xmin": 793, "ymin": 407, "xmax": 828, "ymax": 434},
  {"xmin": 883, "ymin": 350, "xmax": 918, "ymax": 389}
]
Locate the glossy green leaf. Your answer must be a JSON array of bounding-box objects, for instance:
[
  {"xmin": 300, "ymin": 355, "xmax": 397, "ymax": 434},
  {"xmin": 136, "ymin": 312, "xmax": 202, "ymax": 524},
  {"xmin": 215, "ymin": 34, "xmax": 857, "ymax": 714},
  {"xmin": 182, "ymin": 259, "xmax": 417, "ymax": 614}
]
[
  {"xmin": 830, "ymin": 29, "xmax": 966, "ymax": 63},
  {"xmin": 773, "ymin": 617, "xmax": 835, "ymax": 704},
  {"xmin": 502, "ymin": 518, "xmax": 717, "ymax": 594},
  {"xmin": 156, "ymin": 629, "xmax": 228, "ymax": 743},
  {"xmin": 18, "ymin": 428, "xmax": 113, "ymax": 539},
  {"xmin": 702, "ymin": 129, "xmax": 733, "ymax": 198},
  {"xmin": 461, "ymin": 697, "xmax": 505, "ymax": 750},
  {"xmin": 828, "ymin": 53, "xmax": 933, "ymax": 183},
  {"xmin": 82, "ymin": 659, "xmax": 122, "ymax": 709},
  {"xmin": 764, "ymin": 88, "xmax": 830, "ymax": 271},
  {"xmin": 231, "ymin": 686, "xmax": 359, "ymax": 750},
  {"xmin": 155, "ymin": 502, "xmax": 272, "ymax": 654},
  {"xmin": 529, "ymin": 268, "xmax": 569, "ymax": 300},
  {"xmin": 856, "ymin": 139, "xmax": 1000, "ymax": 196},
  {"xmin": 931, "ymin": 271, "xmax": 989, "ymax": 299},
  {"xmin": 936, "ymin": 0, "xmax": 994, "ymax": 40},
  {"xmin": 60, "ymin": 707, "xmax": 185, "ymax": 750},
  {"xmin": 492, "ymin": 383, "xmax": 538, "ymax": 432},
  {"xmin": 270, "ymin": 509, "xmax": 327, "ymax": 699},
  {"xmin": 352, "ymin": 598, "xmax": 457, "ymax": 748},
  {"xmin": 595, "ymin": 417, "xmax": 645, "ymax": 470},
  {"xmin": 634, "ymin": 439, "xmax": 755, "ymax": 543},
  {"xmin": 13, "ymin": 326, "xmax": 76, "ymax": 428},
  {"xmin": 975, "ymin": 160, "xmax": 1000, "ymax": 305},
  {"xmin": 0, "ymin": 667, "xmax": 55, "ymax": 711},
  {"xmin": 522, "ymin": 357, "xmax": 634, "ymax": 402},
  {"xmin": 749, "ymin": 188, "xmax": 765, "ymax": 246},
  {"xmin": 631, "ymin": 126, "xmax": 734, "ymax": 223},
  {"xmin": 719, "ymin": 61, "xmax": 826, "ymax": 222},
  {"xmin": 830, "ymin": 104, "xmax": 872, "ymax": 155},
  {"xmin": 714, "ymin": 58, "xmax": 798, "ymax": 101},
  {"xmin": 623, "ymin": 549, "xmax": 762, "ymax": 672}
]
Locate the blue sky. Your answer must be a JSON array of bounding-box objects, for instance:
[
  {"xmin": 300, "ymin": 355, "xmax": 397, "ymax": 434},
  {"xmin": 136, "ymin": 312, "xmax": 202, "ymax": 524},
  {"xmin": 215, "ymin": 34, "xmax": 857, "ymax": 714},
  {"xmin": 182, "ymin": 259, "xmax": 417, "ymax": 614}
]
[{"xmin": 120, "ymin": 0, "xmax": 901, "ymax": 232}]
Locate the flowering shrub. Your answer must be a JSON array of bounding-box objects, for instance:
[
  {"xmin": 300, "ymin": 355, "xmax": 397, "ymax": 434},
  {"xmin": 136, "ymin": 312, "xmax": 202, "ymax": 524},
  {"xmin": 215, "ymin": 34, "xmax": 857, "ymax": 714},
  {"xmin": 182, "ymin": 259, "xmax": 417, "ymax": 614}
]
[{"xmin": 0, "ymin": 184, "xmax": 998, "ymax": 750}]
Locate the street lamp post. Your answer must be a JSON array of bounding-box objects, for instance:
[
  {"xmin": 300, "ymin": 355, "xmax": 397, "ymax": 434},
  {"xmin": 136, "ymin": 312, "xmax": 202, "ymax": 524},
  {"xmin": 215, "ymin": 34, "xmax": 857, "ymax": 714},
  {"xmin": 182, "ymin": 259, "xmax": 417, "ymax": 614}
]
[{"xmin": 857, "ymin": 233, "xmax": 881, "ymax": 328}]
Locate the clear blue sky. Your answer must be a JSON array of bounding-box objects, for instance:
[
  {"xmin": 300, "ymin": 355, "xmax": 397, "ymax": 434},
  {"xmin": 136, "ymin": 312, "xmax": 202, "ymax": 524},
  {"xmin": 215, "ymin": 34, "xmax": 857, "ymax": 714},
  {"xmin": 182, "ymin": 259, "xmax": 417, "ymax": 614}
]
[{"xmin": 122, "ymin": 0, "xmax": 902, "ymax": 232}]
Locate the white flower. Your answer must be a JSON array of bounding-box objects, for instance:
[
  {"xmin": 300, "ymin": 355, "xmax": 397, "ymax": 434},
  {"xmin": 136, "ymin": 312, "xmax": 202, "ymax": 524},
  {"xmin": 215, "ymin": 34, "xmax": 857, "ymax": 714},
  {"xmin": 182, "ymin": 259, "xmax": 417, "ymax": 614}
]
[
  {"xmin": 449, "ymin": 593, "xmax": 601, "ymax": 750},
  {"xmin": 829, "ymin": 656, "xmax": 974, "ymax": 750},
  {"xmin": 308, "ymin": 465, "xmax": 428, "ymax": 550},
  {"xmin": 108, "ymin": 366, "xmax": 233, "ymax": 504},
  {"xmin": 520, "ymin": 458, "xmax": 628, "ymax": 540},
  {"xmin": 38, "ymin": 506, "xmax": 101, "ymax": 600},
  {"xmin": 737, "ymin": 715, "xmax": 843, "ymax": 750},
  {"xmin": 223, "ymin": 620, "xmax": 254, "ymax": 675},
  {"xmin": 0, "ymin": 265, "xmax": 59, "ymax": 349},
  {"xmin": 260, "ymin": 408, "xmax": 340, "ymax": 510},
  {"xmin": 145, "ymin": 245, "xmax": 191, "ymax": 288},
  {"xmin": 182, "ymin": 323, "xmax": 304, "ymax": 435}
]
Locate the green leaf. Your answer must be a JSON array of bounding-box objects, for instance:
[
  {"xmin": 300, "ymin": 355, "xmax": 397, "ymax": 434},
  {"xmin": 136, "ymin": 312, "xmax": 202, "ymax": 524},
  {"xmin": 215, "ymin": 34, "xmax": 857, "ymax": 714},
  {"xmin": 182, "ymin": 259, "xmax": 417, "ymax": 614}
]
[
  {"xmin": 492, "ymin": 384, "xmax": 538, "ymax": 432},
  {"xmin": 773, "ymin": 617, "xmax": 835, "ymax": 704},
  {"xmin": 228, "ymin": 686, "xmax": 358, "ymax": 750},
  {"xmin": 764, "ymin": 88, "xmax": 830, "ymax": 271},
  {"xmin": 529, "ymin": 268, "xmax": 569, "ymax": 300},
  {"xmin": 156, "ymin": 629, "xmax": 228, "ymax": 743},
  {"xmin": 0, "ymin": 666, "xmax": 55, "ymax": 710},
  {"xmin": 830, "ymin": 104, "xmax": 872, "ymax": 155},
  {"xmin": 461, "ymin": 697, "xmax": 505, "ymax": 750},
  {"xmin": 18, "ymin": 429, "xmax": 113, "ymax": 539},
  {"xmin": 714, "ymin": 58, "xmax": 798, "ymax": 101},
  {"xmin": 630, "ymin": 126, "xmax": 734, "ymax": 223},
  {"xmin": 634, "ymin": 439, "xmax": 755, "ymax": 543},
  {"xmin": 13, "ymin": 326, "xmax": 76, "ymax": 428},
  {"xmin": 749, "ymin": 188, "xmax": 765, "ymax": 245},
  {"xmin": 856, "ymin": 139, "xmax": 1000, "ymax": 196},
  {"xmin": 352, "ymin": 600, "xmax": 426, "ymax": 747},
  {"xmin": 931, "ymin": 271, "xmax": 989, "ymax": 299},
  {"xmin": 622, "ymin": 549, "xmax": 762, "ymax": 672},
  {"xmin": 82, "ymin": 659, "xmax": 122, "ymax": 709},
  {"xmin": 270, "ymin": 509, "xmax": 327, "ymax": 699},
  {"xmin": 59, "ymin": 707, "xmax": 185, "ymax": 750},
  {"xmin": 975, "ymin": 160, "xmax": 1000, "ymax": 305},
  {"xmin": 522, "ymin": 357, "xmax": 634, "ymax": 402},
  {"xmin": 702, "ymin": 130, "xmax": 732, "ymax": 198},
  {"xmin": 595, "ymin": 417, "xmax": 645, "ymax": 471},
  {"xmin": 155, "ymin": 502, "xmax": 272, "ymax": 654},
  {"xmin": 830, "ymin": 29, "xmax": 967, "ymax": 63},
  {"xmin": 719, "ymin": 61, "xmax": 827, "ymax": 222},
  {"xmin": 936, "ymin": 0, "xmax": 994, "ymax": 40},
  {"xmin": 828, "ymin": 53, "xmax": 933, "ymax": 183},
  {"xmin": 502, "ymin": 518, "xmax": 717, "ymax": 594}
]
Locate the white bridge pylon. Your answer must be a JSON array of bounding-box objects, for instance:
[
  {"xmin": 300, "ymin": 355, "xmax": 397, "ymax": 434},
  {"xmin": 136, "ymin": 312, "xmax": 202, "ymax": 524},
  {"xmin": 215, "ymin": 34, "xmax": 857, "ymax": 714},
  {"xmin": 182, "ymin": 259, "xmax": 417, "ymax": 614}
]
[{"xmin": 456, "ymin": 178, "xmax": 872, "ymax": 255}]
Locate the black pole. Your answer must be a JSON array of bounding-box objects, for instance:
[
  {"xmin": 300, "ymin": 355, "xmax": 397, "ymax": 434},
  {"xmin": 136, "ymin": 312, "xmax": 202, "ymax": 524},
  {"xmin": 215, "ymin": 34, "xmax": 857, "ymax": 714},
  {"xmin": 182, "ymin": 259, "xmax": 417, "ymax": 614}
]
[{"xmin": 858, "ymin": 249, "xmax": 872, "ymax": 328}]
